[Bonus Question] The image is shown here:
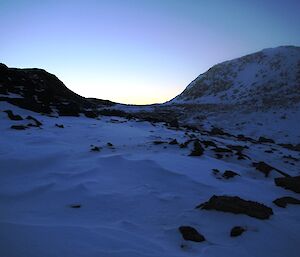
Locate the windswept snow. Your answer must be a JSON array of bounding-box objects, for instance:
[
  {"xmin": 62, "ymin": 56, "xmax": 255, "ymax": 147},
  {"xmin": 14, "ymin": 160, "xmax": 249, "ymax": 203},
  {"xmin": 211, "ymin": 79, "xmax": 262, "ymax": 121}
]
[{"xmin": 0, "ymin": 103, "xmax": 300, "ymax": 257}]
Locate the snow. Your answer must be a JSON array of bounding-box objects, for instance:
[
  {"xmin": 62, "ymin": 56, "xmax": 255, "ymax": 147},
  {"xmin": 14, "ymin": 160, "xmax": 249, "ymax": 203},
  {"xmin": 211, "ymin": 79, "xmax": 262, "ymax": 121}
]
[{"xmin": 1, "ymin": 103, "xmax": 300, "ymax": 257}]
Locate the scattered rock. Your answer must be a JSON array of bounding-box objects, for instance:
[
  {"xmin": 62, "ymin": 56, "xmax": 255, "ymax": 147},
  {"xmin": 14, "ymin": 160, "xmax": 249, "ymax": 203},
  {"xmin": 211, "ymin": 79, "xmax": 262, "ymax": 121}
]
[
  {"xmin": 169, "ymin": 139, "xmax": 178, "ymax": 145},
  {"xmin": 26, "ymin": 115, "xmax": 42, "ymax": 127},
  {"xmin": 153, "ymin": 140, "xmax": 166, "ymax": 145},
  {"xmin": 230, "ymin": 226, "xmax": 246, "ymax": 237},
  {"xmin": 55, "ymin": 124, "xmax": 64, "ymax": 128},
  {"xmin": 197, "ymin": 195, "xmax": 273, "ymax": 219},
  {"xmin": 178, "ymin": 226, "xmax": 205, "ymax": 242},
  {"xmin": 189, "ymin": 140, "xmax": 204, "ymax": 156},
  {"xmin": 4, "ymin": 110, "xmax": 23, "ymax": 120},
  {"xmin": 274, "ymin": 176, "xmax": 300, "ymax": 193},
  {"xmin": 201, "ymin": 140, "xmax": 217, "ymax": 148},
  {"xmin": 273, "ymin": 196, "xmax": 300, "ymax": 208},
  {"xmin": 10, "ymin": 125, "xmax": 27, "ymax": 130},
  {"xmin": 212, "ymin": 168, "xmax": 220, "ymax": 175},
  {"xmin": 212, "ymin": 147, "xmax": 232, "ymax": 153},
  {"xmin": 223, "ymin": 170, "xmax": 240, "ymax": 179},
  {"xmin": 258, "ymin": 136, "xmax": 275, "ymax": 144},
  {"xmin": 84, "ymin": 110, "xmax": 98, "ymax": 118},
  {"xmin": 210, "ymin": 127, "xmax": 226, "ymax": 136}
]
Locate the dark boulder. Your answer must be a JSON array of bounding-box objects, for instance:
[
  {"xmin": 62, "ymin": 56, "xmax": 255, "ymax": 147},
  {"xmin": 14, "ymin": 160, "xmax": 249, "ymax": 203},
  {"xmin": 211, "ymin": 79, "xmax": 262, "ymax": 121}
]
[
  {"xmin": 223, "ymin": 170, "xmax": 240, "ymax": 179},
  {"xmin": 178, "ymin": 226, "xmax": 205, "ymax": 242},
  {"xmin": 197, "ymin": 195, "xmax": 273, "ymax": 219},
  {"xmin": 274, "ymin": 176, "xmax": 300, "ymax": 193},
  {"xmin": 253, "ymin": 161, "xmax": 274, "ymax": 177},
  {"xmin": 230, "ymin": 226, "xmax": 246, "ymax": 237},
  {"xmin": 273, "ymin": 196, "xmax": 300, "ymax": 208},
  {"xmin": 55, "ymin": 124, "xmax": 64, "ymax": 128}
]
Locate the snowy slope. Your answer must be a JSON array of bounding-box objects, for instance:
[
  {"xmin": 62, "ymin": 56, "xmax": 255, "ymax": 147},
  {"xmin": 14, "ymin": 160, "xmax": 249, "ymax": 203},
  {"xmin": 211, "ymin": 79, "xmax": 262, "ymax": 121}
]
[
  {"xmin": 171, "ymin": 46, "xmax": 300, "ymax": 106},
  {"xmin": 1, "ymin": 103, "xmax": 300, "ymax": 257},
  {"xmin": 164, "ymin": 46, "xmax": 300, "ymax": 144}
]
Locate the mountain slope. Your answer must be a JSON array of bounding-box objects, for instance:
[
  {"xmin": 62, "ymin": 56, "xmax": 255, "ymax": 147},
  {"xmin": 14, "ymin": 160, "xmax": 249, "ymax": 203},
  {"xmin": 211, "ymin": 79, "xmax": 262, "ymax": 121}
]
[
  {"xmin": 172, "ymin": 46, "xmax": 300, "ymax": 107},
  {"xmin": 0, "ymin": 63, "xmax": 114, "ymax": 117},
  {"xmin": 165, "ymin": 46, "xmax": 300, "ymax": 144}
]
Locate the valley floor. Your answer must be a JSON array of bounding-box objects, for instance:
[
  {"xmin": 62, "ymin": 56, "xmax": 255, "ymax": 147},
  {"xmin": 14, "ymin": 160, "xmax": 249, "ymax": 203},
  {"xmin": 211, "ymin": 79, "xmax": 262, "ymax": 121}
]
[{"xmin": 0, "ymin": 103, "xmax": 300, "ymax": 257}]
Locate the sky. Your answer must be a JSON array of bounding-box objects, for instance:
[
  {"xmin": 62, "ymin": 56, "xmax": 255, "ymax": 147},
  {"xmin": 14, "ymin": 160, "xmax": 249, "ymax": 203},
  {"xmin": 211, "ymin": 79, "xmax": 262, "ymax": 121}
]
[{"xmin": 1, "ymin": 0, "xmax": 300, "ymax": 104}]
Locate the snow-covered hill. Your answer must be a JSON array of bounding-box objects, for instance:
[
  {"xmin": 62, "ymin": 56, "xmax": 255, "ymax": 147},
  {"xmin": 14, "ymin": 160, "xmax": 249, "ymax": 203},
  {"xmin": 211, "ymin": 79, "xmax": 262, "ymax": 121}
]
[
  {"xmin": 165, "ymin": 46, "xmax": 300, "ymax": 144},
  {"xmin": 172, "ymin": 46, "xmax": 300, "ymax": 107}
]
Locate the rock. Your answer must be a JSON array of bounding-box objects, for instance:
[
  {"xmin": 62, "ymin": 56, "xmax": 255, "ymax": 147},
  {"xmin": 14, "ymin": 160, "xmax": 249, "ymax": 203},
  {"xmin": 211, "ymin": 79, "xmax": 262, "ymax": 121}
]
[
  {"xmin": 90, "ymin": 146, "xmax": 101, "ymax": 152},
  {"xmin": 210, "ymin": 127, "xmax": 226, "ymax": 136},
  {"xmin": 230, "ymin": 226, "xmax": 246, "ymax": 237},
  {"xmin": 153, "ymin": 140, "xmax": 166, "ymax": 145},
  {"xmin": 178, "ymin": 226, "xmax": 205, "ymax": 242},
  {"xmin": 197, "ymin": 195, "xmax": 273, "ymax": 219},
  {"xmin": 26, "ymin": 115, "xmax": 42, "ymax": 127},
  {"xmin": 189, "ymin": 140, "xmax": 204, "ymax": 156},
  {"xmin": 107, "ymin": 142, "xmax": 113, "ymax": 147},
  {"xmin": 253, "ymin": 161, "xmax": 274, "ymax": 177},
  {"xmin": 55, "ymin": 124, "xmax": 64, "ymax": 128},
  {"xmin": 10, "ymin": 125, "xmax": 27, "ymax": 130},
  {"xmin": 273, "ymin": 196, "xmax": 300, "ymax": 208},
  {"xmin": 168, "ymin": 119, "xmax": 179, "ymax": 128},
  {"xmin": 201, "ymin": 140, "xmax": 217, "ymax": 148},
  {"xmin": 258, "ymin": 136, "xmax": 275, "ymax": 144},
  {"xmin": 4, "ymin": 110, "xmax": 23, "ymax": 120},
  {"xmin": 212, "ymin": 147, "xmax": 232, "ymax": 153},
  {"xmin": 70, "ymin": 204, "xmax": 81, "ymax": 208},
  {"xmin": 84, "ymin": 110, "xmax": 98, "ymax": 118},
  {"xmin": 223, "ymin": 170, "xmax": 240, "ymax": 179},
  {"xmin": 274, "ymin": 176, "xmax": 300, "ymax": 193},
  {"xmin": 169, "ymin": 139, "xmax": 178, "ymax": 145}
]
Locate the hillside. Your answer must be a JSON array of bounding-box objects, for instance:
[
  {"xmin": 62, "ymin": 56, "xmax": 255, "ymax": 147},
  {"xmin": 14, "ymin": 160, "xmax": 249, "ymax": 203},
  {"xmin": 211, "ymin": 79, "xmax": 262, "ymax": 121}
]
[{"xmin": 166, "ymin": 46, "xmax": 300, "ymax": 144}]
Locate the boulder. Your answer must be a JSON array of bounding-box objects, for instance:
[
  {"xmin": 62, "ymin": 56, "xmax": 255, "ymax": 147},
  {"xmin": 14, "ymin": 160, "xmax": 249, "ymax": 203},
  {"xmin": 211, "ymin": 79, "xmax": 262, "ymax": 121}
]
[
  {"xmin": 178, "ymin": 226, "xmax": 205, "ymax": 242},
  {"xmin": 273, "ymin": 196, "xmax": 300, "ymax": 208},
  {"xmin": 274, "ymin": 176, "xmax": 300, "ymax": 193},
  {"xmin": 230, "ymin": 226, "xmax": 246, "ymax": 237},
  {"xmin": 197, "ymin": 195, "xmax": 273, "ymax": 219}
]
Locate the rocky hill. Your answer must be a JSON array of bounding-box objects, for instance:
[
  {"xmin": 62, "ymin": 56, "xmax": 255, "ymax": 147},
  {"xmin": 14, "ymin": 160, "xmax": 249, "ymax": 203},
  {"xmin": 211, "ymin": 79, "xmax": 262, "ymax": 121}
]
[
  {"xmin": 0, "ymin": 63, "xmax": 114, "ymax": 117},
  {"xmin": 171, "ymin": 46, "xmax": 300, "ymax": 108}
]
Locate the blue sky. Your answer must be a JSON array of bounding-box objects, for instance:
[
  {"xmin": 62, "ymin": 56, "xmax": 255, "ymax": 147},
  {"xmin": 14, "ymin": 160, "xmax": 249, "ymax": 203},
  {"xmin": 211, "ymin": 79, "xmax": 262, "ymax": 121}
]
[{"xmin": 1, "ymin": 0, "xmax": 300, "ymax": 104}]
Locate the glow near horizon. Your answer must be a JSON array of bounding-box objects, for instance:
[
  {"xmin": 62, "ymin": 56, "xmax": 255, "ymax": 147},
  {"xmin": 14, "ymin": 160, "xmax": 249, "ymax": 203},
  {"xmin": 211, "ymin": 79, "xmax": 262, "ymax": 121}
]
[{"xmin": 1, "ymin": 0, "xmax": 300, "ymax": 104}]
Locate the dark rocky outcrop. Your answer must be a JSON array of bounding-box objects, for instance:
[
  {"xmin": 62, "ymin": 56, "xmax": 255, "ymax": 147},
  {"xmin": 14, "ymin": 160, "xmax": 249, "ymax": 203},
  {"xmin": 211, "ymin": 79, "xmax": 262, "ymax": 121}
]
[
  {"xmin": 274, "ymin": 176, "xmax": 300, "ymax": 193},
  {"xmin": 0, "ymin": 63, "xmax": 114, "ymax": 116},
  {"xmin": 4, "ymin": 110, "xmax": 23, "ymax": 120},
  {"xmin": 197, "ymin": 195, "xmax": 273, "ymax": 219},
  {"xmin": 26, "ymin": 115, "xmax": 42, "ymax": 127},
  {"xmin": 189, "ymin": 140, "xmax": 204, "ymax": 156},
  {"xmin": 253, "ymin": 162, "xmax": 289, "ymax": 177},
  {"xmin": 258, "ymin": 136, "xmax": 275, "ymax": 144},
  {"xmin": 178, "ymin": 226, "xmax": 205, "ymax": 242},
  {"xmin": 273, "ymin": 196, "xmax": 300, "ymax": 208}
]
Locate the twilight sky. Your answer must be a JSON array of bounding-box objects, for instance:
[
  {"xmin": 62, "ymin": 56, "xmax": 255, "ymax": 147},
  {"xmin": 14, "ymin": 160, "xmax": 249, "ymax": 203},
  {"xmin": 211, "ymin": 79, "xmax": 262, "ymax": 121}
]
[{"xmin": 1, "ymin": 0, "xmax": 300, "ymax": 104}]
